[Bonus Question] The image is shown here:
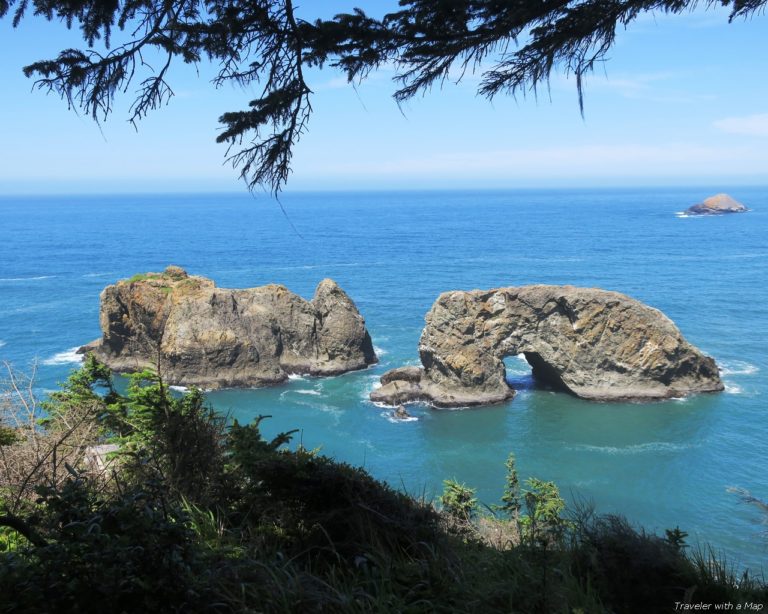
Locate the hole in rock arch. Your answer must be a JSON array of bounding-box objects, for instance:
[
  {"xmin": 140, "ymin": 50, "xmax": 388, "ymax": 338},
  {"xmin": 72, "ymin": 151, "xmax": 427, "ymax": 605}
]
[
  {"xmin": 503, "ymin": 352, "xmax": 573, "ymax": 394},
  {"xmin": 503, "ymin": 353, "xmax": 535, "ymax": 392}
]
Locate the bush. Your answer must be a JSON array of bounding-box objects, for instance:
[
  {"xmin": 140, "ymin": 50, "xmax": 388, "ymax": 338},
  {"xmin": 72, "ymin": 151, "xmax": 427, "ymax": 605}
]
[
  {"xmin": 0, "ymin": 474, "xmax": 211, "ymax": 614},
  {"xmin": 1, "ymin": 360, "xmax": 766, "ymax": 613},
  {"xmin": 440, "ymin": 479, "xmax": 478, "ymax": 522}
]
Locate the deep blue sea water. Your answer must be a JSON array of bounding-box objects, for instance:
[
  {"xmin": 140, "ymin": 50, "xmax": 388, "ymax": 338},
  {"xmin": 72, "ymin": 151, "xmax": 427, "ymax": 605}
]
[{"xmin": 1, "ymin": 188, "xmax": 766, "ymax": 571}]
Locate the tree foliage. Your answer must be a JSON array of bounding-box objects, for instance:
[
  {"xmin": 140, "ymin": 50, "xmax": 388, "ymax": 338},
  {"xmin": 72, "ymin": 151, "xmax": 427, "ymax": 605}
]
[
  {"xmin": 3, "ymin": 0, "xmax": 766, "ymax": 192},
  {"xmin": 500, "ymin": 451, "xmax": 521, "ymax": 519},
  {"xmin": 440, "ymin": 478, "xmax": 478, "ymax": 521}
]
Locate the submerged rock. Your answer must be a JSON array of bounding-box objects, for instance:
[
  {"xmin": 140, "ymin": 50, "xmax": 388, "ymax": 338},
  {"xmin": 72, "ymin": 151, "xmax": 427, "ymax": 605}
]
[
  {"xmin": 686, "ymin": 193, "xmax": 748, "ymax": 215},
  {"xmin": 393, "ymin": 405, "xmax": 411, "ymax": 419},
  {"xmin": 82, "ymin": 267, "xmax": 377, "ymax": 389},
  {"xmin": 370, "ymin": 285, "xmax": 723, "ymax": 408}
]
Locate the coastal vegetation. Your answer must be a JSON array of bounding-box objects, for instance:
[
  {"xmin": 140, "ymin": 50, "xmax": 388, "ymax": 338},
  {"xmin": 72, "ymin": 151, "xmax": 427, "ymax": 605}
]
[{"xmin": 1, "ymin": 358, "xmax": 765, "ymax": 612}]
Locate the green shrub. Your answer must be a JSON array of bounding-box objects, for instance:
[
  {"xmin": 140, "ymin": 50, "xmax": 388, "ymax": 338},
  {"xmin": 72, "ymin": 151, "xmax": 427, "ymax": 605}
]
[
  {"xmin": 520, "ymin": 477, "xmax": 568, "ymax": 547},
  {"xmin": 440, "ymin": 479, "xmax": 478, "ymax": 521},
  {"xmin": 0, "ymin": 475, "xmax": 211, "ymax": 613},
  {"xmin": 0, "ymin": 427, "xmax": 17, "ymax": 447},
  {"xmin": 2, "ymin": 360, "xmax": 766, "ymax": 613},
  {"xmin": 500, "ymin": 452, "xmax": 521, "ymax": 520}
]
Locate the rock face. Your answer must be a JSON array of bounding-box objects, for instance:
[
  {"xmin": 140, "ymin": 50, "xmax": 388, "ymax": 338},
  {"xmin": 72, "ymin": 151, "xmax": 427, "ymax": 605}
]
[
  {"xmin": 686, "ymin": 193, "xmax": 748, "ymax": 215},
  {"xmin": 370, "ymin": 285, "xmax": 723, "ymax": 407},
  {"xmin": 82, "ymin": 267, "xmax": 377, "ymax": 389}
]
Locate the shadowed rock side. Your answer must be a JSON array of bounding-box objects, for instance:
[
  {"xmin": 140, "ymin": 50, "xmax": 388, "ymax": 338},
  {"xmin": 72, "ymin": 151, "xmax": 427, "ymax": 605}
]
[
  {"xmin": 81, "ymin": 266, "xmax": 377, "ymax": 389},
  {"xmin": 371, "ymin": 286, "xmax": 723, "ymax": 408}
]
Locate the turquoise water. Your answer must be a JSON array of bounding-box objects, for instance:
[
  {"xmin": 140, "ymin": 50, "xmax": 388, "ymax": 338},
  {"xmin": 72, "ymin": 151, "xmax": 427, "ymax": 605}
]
[{"xmin": 1, "ymin": 189, "xmax": 766, "ymax": 571}]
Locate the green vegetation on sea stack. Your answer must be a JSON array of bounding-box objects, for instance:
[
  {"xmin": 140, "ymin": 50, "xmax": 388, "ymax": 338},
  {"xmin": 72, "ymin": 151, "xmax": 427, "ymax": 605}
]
[{"xmin": 1, "ymin": 358, "xmax": 765, "ymax": 613}]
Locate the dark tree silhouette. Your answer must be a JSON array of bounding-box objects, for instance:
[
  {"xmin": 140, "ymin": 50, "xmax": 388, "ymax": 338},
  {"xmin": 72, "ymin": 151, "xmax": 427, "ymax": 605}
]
[{"xmin": 2, "ymin": 0, "xmax": 765, "ymax": 192}]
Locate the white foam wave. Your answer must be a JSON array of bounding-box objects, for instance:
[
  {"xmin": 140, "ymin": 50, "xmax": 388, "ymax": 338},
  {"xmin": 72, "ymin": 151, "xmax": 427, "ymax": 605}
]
[
  {"xmin": 719, "ymin": 360, "xmax": 759, "ymax": 376},
  {"xmin": 0, "ymin": 340, "xmax": 5, "ymax": 349},
  {"xmin": 675, "ymin": 211, "xmax": 689, "ymax": 218},
  {"xmin": 381, "ymin": 411, "xmax": 419, "ymax": 423},
  {"xmin": 373, "ymin": 345, "xmax": 388, "ymax": 357},
  {"xmin": 725, "ymin": 383, "xmax": 743, "ymax": 395},
  {"xmin": 358, "ymin": 377, "xmax": 382, "ymax": 403},
  {"xmin": 0, "ymin": 275, "xmax": 55, "ymax": 282},
  {"xmin": 82, "ymin": 272, "xmax": 112, "ymax": 278},
  {"xmin": 506, "ymin": 367, "xmax": 531, "ymax": 377},
  {"xmin": 293, "ymin": 389, "xmax": 322, "ymax": 396},
  {"xmin": 287, "ymin": 373, "xmax": 306, "ymax": 381},
  {"xmin": 42, "ymin": 347, "xmax": 83, "ymax": 366},
  {"xmin": 169, "ymin": 385, "xmax": 189, "ymax": 393},
  {"xmin": 372, "ymin": 401, "xmax": 395, "ymax": 409},
  {"xmin": 568, "ymin": 442, "xmax": 694, "ymax": 455}
]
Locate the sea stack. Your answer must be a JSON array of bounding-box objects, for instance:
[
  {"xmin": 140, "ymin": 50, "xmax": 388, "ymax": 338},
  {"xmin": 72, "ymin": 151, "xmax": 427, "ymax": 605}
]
[
  {"xmin": 685, "ymin": 194, "xmax": 748, "ymax": 215},
  {"xmin": 81, "ymin": 266, "xmax": 377, "ymax": 389},
  {"xmin": 370, "ymin": 285, "xmax": 723, "ymax": 408}
]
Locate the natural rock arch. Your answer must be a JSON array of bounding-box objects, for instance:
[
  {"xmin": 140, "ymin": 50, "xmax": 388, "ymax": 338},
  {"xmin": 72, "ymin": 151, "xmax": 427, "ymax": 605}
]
[{"xmin": 371, "ymin": 285, "xmax": 722, "ymax": 407}]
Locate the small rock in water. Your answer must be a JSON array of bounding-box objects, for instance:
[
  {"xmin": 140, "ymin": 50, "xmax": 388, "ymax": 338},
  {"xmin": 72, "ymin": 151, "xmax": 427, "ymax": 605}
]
[
  {"xmin": 394, "ymin": 405, "xmax": 411, "ymax": 419},
  {"xmin": 685, "ymin": 193, "xmax": 748, "ymax": 215}
]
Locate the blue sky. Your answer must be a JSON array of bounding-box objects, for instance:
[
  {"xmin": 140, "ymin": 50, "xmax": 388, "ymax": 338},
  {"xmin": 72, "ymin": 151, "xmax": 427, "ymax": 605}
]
[{"xmin": 1, "ymin": 2, "xmax": 767, "ymax": 193}]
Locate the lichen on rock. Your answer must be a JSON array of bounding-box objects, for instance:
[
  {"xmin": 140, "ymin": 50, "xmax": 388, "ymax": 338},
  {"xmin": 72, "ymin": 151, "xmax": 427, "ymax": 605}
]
[{"xmin": 81, "ymin": 266, "xmax": 377, "ymax": 389}]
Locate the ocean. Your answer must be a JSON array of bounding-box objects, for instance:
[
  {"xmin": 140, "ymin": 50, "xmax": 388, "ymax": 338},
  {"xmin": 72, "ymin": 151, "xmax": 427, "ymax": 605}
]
[{"xmin": 0, "ymin": 188, "xmax": 766, "ymax": 571}]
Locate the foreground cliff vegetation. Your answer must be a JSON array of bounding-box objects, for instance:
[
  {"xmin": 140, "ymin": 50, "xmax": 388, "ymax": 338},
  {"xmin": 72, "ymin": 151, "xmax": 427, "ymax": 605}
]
[{"xmin": 1, "ymin": 358, "xmax": 765, "ymax": 613}]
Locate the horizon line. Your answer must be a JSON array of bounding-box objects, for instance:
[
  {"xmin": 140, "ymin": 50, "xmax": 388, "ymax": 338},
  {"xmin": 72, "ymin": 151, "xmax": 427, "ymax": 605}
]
[{"xmin": 2, "ymin": 183, "xmax": 768, "ymax": 198}]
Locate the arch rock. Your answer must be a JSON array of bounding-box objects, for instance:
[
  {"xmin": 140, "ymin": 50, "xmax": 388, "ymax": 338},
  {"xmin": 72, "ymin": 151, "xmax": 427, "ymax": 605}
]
[{"xmin": 370, "ymin": 285, "xmax": 722, "ymax": 407}]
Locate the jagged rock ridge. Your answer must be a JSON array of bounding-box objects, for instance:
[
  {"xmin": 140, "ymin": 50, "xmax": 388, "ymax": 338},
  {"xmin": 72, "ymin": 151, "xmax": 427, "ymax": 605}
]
[
  {"xmin": 370, "ymin": 285, "xmax": 723, "ymax": 407},
  {"xmin": 81, "ymin": 266, "xmax": 377, "ymax": 389}
]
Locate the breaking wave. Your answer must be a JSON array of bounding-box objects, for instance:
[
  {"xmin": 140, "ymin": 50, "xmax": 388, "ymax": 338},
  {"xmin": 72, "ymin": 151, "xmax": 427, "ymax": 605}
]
[
  {"xmin": 719, "ymin": 360, "xmax": 759, "ymax": 376},
  {"xmin": 42, "ymin": 347, "xmax": 83, "ymax": 366},
  {"xmin": 381, "ymin": 411, "xmax": 419, "ymax": 423},
  {"xmin": 0, "ymin": 275, "xmax": 55, "ymax": 282},
  {"xmin": 724, "ymin": 383, "xmax": 743, "ymax": 395}
]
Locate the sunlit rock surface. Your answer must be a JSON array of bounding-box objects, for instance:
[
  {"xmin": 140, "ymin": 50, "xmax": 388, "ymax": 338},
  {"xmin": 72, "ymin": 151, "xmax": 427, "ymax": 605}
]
[
  {"xmin": 371, "ymin": 285, "xmax": 722, "ymax": 407},
  {"xmin": 81, "ymin": 266, "xmax": 377, "ymax": 389}
]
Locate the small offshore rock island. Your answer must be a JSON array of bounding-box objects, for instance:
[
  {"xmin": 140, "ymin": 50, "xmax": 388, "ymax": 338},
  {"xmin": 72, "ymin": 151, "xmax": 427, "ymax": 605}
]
[
  {"xmin": 80, "ymin": 266, "xmax": 377, "ymax": 389},
  {"xmin": 371, "ymin": 285, "xmax": 724, "ymax": 407},
  {"xmin": 685, "ymin": 193, "xmax": 748, "ymax": 215}
]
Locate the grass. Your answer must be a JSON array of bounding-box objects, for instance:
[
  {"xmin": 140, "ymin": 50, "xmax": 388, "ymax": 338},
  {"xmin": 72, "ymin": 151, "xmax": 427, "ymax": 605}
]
[{"xmin": 124, "ymin": 272, "xmax": 164, "ymax": 283}]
